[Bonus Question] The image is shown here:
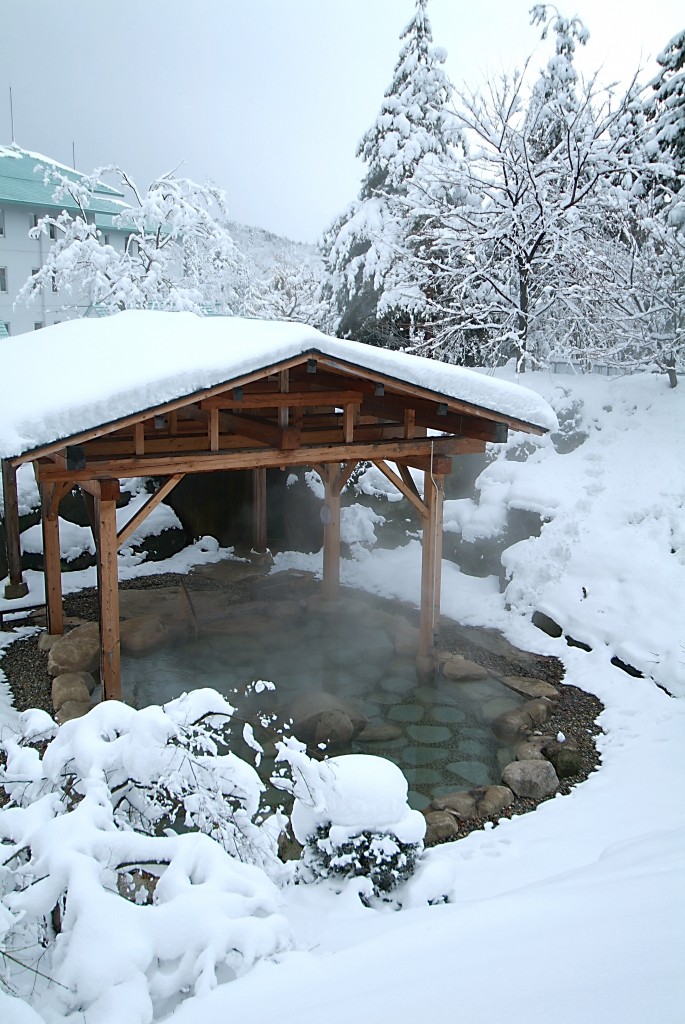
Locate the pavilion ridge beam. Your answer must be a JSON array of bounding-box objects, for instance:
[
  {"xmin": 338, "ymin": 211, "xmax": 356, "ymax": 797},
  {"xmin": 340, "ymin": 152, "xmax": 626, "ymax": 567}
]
[{"xmin": 2, "ymin": 459, "xmax": 29, "ymax": 598}]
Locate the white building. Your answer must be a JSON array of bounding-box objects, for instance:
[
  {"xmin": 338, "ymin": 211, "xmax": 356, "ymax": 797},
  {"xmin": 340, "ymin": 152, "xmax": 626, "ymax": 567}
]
[{"xmin": 0, "ymin": 143, "xmax": 129, "ymax": 337}]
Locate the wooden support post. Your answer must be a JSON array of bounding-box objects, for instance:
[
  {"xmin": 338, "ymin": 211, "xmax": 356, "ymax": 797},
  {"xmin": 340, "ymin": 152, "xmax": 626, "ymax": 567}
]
[
  {"xmin": 209, "ymin": 408, "xmax": 219, "ymax": 451},
  {"xmin": 39, "ymin": 481, "xmax": 63, "ymax": 635},
  {"xmin": 95, "ymin": 483, "xmax": 121, "ymax": 701},
  {"xmin": 252, "ymin": 467, "xmax": 267, "ymax": 553},
  {"xmin": 278, "ymin": 369, "xmax": 289, "ymax": 428},
  {"xmin": 322, "ymin": 464, "xmax": 341, "ymax": 602},
  {"xmin": 2, "ymin": 459, "xmax": 28, "ymax": 598},
  {"xmin": 419, "ymin": 470, "xmax": 444, "ymax": 657}
]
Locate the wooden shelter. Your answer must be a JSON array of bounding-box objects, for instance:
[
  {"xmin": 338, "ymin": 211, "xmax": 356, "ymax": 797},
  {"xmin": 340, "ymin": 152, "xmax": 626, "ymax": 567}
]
[{"xmin": 1, "ymin": 312, "xmax": 554, "ymax": 702}]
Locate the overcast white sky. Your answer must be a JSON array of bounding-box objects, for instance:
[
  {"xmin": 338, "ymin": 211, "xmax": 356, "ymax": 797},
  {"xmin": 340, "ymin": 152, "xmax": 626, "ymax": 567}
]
[{"xmin": 2, "ymin": 1, "xmax": 683, "ymax": 243}]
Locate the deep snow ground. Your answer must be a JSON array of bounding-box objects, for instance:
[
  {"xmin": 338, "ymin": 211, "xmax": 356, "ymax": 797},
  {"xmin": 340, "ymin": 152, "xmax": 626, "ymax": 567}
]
[{"xmin": 1, "ymin": 368, "xmax": 684, "ymax": 1023}]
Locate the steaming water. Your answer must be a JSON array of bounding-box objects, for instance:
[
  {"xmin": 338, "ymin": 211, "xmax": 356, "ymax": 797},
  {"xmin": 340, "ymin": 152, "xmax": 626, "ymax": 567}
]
[{"xmin": 120, "ymin": 598, "xmax": 524, "ymax": 811}]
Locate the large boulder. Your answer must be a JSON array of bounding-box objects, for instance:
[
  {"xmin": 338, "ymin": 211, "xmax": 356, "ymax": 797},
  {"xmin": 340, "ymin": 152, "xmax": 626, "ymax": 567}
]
[
  {"xmin": 120, "ymin": 615, "xmax": 169, "ymax": 657},
  {"xmin": 543, "ymin": 739, "xmax": 583, "ymax": 778},
  {"xmin": 441, "ymin": 655, "xmax": 488, "ymax": 681},
  {"xmin": 52, "ymin": 672, "xmax": 95, "ymax": 710},
  {"xmin": 357, "ymin": 723, "xmax": 404, "ymax": 743},
  {"xmin": 47, "ymin": 624, "xmax": 100, "ymax": 677},
  {"xmin": 288, "ymin": 691, "xmax": 367, "ymax": 748},
  {"xmin": 491, "ymin": 698, "xmax": 552, "ymax": 742},
  {"xmin": 423, "ymin": 809, "xmax": 461, "ymax": 845},
  {"xmin": 55, "ymin": 700, "xmax": 92, "ymax": 725},
  {"xmin": 514, "ymin": 735, "xmax": 556, "ymax": 761},
  {"xmin": 474, "ymin": 785, "xmax": 515, "ymax": 818},
  {"xmin": 502, "ymin": 760, "xmax": 559, "ymax": 800},
  {"xmin": 499, "ymin": 675, "xmax": 560, "ymax": 700},
  {"xmin": 430, "ymin": 791, "xmax": 477, "ymax": 819}
]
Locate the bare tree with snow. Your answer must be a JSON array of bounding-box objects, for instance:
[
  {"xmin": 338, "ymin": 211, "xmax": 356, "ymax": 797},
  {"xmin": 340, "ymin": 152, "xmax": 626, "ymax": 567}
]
[{"xmin": 18, "ymin": 166, "xmax": 245, "ymax": 317}]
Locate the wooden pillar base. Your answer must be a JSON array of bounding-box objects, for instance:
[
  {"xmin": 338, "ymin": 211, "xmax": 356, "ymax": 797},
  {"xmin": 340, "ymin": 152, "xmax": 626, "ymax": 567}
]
[
  {"xmin": 95, "ymin": 483, "xmax": 121, "ymax": 701},
  {"xmin": 39, "ymin": 481, "xmax": 64, "ymax": 636},
  {"xmin": 2, "ymin": 459, "xmax": 28, "ymax": 598},
  {"xmin": 419, "ymin": 471, "xmax": 445, "ymax": 657},
  {"xmin": 252, "ymin": 467, "xmax": 267, "ymax": 554},
  {"xmin": 322, "ymin": 464, "xmax": 342, "ymax": 602}
]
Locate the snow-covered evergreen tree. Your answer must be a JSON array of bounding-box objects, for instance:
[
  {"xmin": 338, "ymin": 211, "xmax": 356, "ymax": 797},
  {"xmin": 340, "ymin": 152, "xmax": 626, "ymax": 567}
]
[
  {"xmin": 321, "ymin": 0, "xmax": 459, "ymax": 346},
  {"xmin": 19, "ymin": 166, "xmax": 245, "ymax": 316},
  {"xmin": 647, "ymin": 28, "xmax": 685, "ymax": 175}
]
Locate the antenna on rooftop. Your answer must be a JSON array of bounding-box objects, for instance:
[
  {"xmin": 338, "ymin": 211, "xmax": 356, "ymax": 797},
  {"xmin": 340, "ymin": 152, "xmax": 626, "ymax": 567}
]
[
  {"xmin": 72, "ymin": 140, "xmax": 76, "ymax": 170},
  {"xmin": 9, "ymin": 86, "xmax": 15, "ymax": 143}
]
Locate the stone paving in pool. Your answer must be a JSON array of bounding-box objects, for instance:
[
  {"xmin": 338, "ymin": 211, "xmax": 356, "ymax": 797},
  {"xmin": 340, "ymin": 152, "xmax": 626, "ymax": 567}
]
[{"xmin": 119, "ymin": 588, "xmax": 525, "ymax": 810}]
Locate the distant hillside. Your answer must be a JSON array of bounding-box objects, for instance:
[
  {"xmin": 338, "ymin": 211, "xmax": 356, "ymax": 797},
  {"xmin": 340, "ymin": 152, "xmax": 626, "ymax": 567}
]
[{"xmin": 228, "ymin": 221, "xmax": 319, "ymax": 276}]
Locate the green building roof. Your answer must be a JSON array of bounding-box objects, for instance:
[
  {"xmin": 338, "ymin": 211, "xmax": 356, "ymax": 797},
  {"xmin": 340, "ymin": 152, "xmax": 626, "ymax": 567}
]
[{"xmin": 0, "ymin": 143, "xmax": 129, "ymax": 229}]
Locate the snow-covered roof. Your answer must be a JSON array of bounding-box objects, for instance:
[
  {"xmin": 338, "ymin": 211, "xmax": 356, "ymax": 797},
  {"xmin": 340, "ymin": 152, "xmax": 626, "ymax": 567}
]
[
  {"xmin": 0, "ymin": 311, "xmax": 556, "ymax": 460},
  {"xmin": 0, "ymin": 143, "xmax": 128, "ymax": 227}
]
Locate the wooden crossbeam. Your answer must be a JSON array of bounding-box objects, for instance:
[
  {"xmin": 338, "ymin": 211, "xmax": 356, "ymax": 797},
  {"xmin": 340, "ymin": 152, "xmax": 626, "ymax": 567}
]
[
  {"xmin": 35, "ymin": 436, "xmax": 483, "ymax": 483},
  {"xmin": 201, "ymin": 389, "xmax": 364, "ymax": 410}
]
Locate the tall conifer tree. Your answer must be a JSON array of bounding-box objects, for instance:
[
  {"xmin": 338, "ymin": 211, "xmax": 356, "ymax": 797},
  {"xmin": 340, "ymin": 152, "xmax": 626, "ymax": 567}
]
[{"xmin": 321, "ymin": 0, "xmax": 459, "ymax": 346}]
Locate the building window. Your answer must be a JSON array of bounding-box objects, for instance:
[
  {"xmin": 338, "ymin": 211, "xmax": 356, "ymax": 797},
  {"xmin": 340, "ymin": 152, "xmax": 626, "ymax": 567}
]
[
  {"xmin": 0, "ymin": 267, "xmax": 7, "ymax": 292},
  {"xmin": 0, "ymin": 209, "xmax": 5, "ymax": 237},
  {"xmin": 30, "ymin": 213, "xmax": 39, "ymax": 229},
  {"xmin": 51, "ymin": 273, "xmax": 58, "ymax": 293},
  {"xmin": 103, "ymin": 233, "xmax": 110, "ymax": 246},
  {"xmin": 32, "ymin": 267, "xmax": 40, "ymax": 278},
  {"xmin": 34, "ymin": 321, "xmax": 44, "ymax": 331},
  {"xmin": 49, "ymin": 223, "xmax": 57, "ymax": 240}
]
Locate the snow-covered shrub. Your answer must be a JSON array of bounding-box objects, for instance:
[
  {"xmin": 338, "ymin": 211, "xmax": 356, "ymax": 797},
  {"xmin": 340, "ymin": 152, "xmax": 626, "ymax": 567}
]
[
  {"xmin": 0, "ymin": 688, "xmax": 283, "ymax": 872},
  {"xmin": 0, "ymin": 690, "xmax": 292, "ymax": 1019},
  {"xmin": 302, "ymin": 824, "xmax": 421, "ymax": 897},
  {"xmin": 274, "ymin": 746, "xmax": 425, "ymax": 900}
]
